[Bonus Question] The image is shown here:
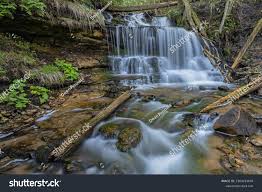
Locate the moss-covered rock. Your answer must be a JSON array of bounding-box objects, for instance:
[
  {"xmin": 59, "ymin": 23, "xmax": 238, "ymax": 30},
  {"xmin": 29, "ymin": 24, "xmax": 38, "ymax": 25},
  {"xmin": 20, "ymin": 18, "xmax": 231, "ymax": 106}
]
[
  {"xmin": 99, "ymin": 123, "xmax": 121, "ymax": 139},
  {"xmin": 116, "ymin": 127, "xmax": 142, "ymax": 152}
]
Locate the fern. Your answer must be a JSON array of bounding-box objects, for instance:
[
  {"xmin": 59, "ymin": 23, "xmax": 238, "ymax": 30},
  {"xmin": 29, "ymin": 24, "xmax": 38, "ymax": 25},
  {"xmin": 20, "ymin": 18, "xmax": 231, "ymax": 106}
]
[
  {"xmin": 0, "ymin": 0, "xmax": 16, "ymax": 18},
  {"xmin": 20, "ymin": 0, "xmax": 46, "ymax": 16}
]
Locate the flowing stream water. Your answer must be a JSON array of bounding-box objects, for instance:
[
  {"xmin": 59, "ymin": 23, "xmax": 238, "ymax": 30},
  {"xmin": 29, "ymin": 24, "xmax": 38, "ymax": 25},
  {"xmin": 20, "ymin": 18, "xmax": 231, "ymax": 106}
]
[{"xmin": 72, "ymin": 14, "xmax": 228, "ymax": 174}]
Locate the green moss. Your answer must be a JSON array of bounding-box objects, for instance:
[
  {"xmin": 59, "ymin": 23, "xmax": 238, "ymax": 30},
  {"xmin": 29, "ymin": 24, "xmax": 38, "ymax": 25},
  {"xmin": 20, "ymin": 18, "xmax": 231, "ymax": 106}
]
[
  {"xmin": 116, "ymin": 127, "xmax": 142, "ymax": 152},
  {"xmin": 99, "ymin": 123, "xmax": 121, "ymax": 138}
]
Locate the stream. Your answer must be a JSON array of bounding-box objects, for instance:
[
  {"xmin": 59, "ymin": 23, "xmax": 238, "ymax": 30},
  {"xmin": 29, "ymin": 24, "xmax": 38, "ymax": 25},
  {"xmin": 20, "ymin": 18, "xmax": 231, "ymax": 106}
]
[
  {"xmin": 70, "ymin": 14, "xmax": 230, "ymax": 174},
  {"xmin": 0, "ymin": 13, "xmax": 236, "ymax": 175}
]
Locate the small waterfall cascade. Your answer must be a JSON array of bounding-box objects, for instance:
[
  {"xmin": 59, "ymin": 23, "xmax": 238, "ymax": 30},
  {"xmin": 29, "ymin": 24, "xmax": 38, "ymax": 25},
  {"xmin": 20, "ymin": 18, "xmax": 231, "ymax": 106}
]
[{"xmin": 107, "ymin": 13, "xmax": 223, "ymax": 85}]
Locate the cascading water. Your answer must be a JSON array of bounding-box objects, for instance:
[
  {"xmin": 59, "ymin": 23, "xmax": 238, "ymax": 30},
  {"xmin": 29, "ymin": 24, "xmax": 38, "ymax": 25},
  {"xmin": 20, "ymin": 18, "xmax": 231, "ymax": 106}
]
[
  {"xmin": 73, "ymin": 14, "xmax": 227, "ymax": 175},
  {"xmin": 107, "ymin": 13, "xmax": 223, "ymax": 85}
]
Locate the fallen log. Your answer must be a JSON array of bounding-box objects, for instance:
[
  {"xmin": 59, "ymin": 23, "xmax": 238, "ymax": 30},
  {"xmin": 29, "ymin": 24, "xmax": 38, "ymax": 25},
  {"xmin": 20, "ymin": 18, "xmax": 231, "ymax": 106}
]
[
  {"xmin": 232, "ymin": 18, "xmax": 262, "ymax": 69},
  {"xmin": 49, "ymin": 90, "xmax": 132, "ymax": 161},
  {"xmin": 107, "ymin": 1, "xmax": 178, "ymax": 12},
  {"xmin": 200, "ymin": 75, "xmax": 262, "ymax": 113}
]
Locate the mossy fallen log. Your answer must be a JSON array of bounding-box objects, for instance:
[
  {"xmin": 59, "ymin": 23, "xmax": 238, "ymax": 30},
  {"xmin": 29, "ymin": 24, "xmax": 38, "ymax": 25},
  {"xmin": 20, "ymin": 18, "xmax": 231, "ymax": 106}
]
[
  {"xmin": 48, "ymin": 90, "xmax": 132, "ymax": 161},
  {"xmin": 107, "ymin": 1, "xmax": 178, "ymax": 12},
  {"xmin": 200, "ymin": 75, "xmax": 262, "ymax": 113}
]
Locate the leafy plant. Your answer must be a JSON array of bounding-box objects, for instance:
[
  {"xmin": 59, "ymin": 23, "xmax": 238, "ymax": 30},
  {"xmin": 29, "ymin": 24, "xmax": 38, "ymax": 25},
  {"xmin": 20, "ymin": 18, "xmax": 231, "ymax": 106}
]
[
  {"xmin": 55, "ymin": 59, "xmax": 79, "ymax": 81},
  {"xmin": 0, "ymin": 0, "xmax": 16, "ymax": 18},
  {"xmin": 1, "ymin": 79, "xmax": 29, "ymax": 109},
  {"xmin": 30, "ymin": 86, "xmax": 50, "ymax": 104},
  {"xmin": 20, "ymin": 0, "xmax": 46, "ymax": 16}
]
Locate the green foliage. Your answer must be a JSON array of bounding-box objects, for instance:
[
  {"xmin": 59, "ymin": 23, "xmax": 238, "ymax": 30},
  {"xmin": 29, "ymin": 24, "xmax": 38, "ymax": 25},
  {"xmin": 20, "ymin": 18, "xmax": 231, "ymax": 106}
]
[
  {"xmin": 30, "ymin": 86, "xmax": 50, "ymax": 104},
  {"xmin": 0, "ymin": 0, "xmax": 45, "ymax": 18},
  {"xmin": 40, "ymin": 65, "xmax": 61, "ymax": 74},
  {"xmin": 0, "ymin": 0, "xmax": 16, "ymax": 18},
  {"xmin": 55, "ymin": 59, "xmax": 79, "ymax": 81},
  {"xmin": 20, "ymin": 0, "xmax": 46, "ymax": 16},
  {"xmin": 167, "ymin": 6, "xmax": 184, "ymax": 26},
  {"xmin": 224, "ymin": 16, "xmax": 238, "ymax": 33},
  {"xmin": 0, "ymin": 66, "xmax": 6, "ymax": 76},
  {"xmin": 0, "ymin": 79, "xmax": 29, "ymax": 109}
]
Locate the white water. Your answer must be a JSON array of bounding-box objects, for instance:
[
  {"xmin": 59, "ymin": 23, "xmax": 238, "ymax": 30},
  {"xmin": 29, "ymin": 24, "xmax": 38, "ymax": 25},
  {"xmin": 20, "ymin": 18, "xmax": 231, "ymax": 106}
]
[
  {"xmin": 76, "ymin": 100, "xmax": 217, "ymax": 174},
  {"xmin": 107, "ymin": 13, "xmax": 223, "ymax": 85},
  {"xmin": 75, "ymin": 14, "xmax": 225, "ymax": 174}
]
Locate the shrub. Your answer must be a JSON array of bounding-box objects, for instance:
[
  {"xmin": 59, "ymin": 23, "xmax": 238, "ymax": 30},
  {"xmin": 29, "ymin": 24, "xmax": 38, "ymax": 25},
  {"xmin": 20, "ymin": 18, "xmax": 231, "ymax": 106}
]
[
  {"xmin": 0, "ymin": 0, "xmax": 16, "ymax": 18},
  {"xmin": 0, "ymin": 79, "xmax": 29, "ymax": 109},
  {"xmin": 0, "ymin": 0, "xmax": 45, "ymax": 18},
  {"xmin": 55, "ymin": 59, "xmax": 79, "ymax": 81},
  {"xmin": 20, "ymin": 0, "xmax": 46, "ymax": 16},
  {"xmin": 30, "ymin": 86, "xmax": 50, "ymax": 104}
]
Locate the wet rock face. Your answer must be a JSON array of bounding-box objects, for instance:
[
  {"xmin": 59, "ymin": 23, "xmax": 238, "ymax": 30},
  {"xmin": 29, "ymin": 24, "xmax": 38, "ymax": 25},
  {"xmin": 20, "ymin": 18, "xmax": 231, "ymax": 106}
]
[
  {"xmin": 116, "ymin": 127, "xmax": 142, "ymax": 152},
  {"xmin": 214, "ymin": 106, "xmax": 258, "ymax": 136}
]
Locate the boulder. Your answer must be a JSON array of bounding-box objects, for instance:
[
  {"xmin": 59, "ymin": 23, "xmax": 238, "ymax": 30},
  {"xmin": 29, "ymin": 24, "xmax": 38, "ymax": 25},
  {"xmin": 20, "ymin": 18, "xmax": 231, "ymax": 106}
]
[
  {"xmin": 116, "ymin": 127, "xmax": 142, "ymax": 152},
  {"xmin": 214, "ymin": 106, "xmax": 258, "ymax": 136},
  {"xmin": 99, "ymin": 123, "xmax": 121, "ymax": 139}
]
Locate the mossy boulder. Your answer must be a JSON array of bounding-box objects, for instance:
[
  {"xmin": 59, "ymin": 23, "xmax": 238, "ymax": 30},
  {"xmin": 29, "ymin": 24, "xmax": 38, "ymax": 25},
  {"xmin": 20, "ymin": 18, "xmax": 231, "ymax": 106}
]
[
  {"xmin": 99, "ymin": 123, "xmax": 121, "ymax": 139},
  {"xmin": 116, "ymin": 127, "xmax": 142, "ymax": 152}
]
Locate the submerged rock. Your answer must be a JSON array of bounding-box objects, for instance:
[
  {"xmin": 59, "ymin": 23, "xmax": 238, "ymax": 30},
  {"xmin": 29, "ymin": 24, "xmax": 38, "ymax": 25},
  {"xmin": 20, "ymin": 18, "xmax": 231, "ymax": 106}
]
[
  {"xmin": 214, "ymin": 106, "xmax": 258, "ymax": 136},
  {"xmin": 116, "ymin": 127, "xmax": 142, "ymax": 152}
]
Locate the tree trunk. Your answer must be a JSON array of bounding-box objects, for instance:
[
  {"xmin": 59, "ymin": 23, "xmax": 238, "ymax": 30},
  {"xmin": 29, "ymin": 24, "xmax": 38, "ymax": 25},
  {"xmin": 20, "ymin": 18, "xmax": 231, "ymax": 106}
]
[
  {"xmin": 182, "ymin": 0, "xmax": 207, "ymax": 37},
  {"xmin": 232, "ymin": 18, "xmax": 262, "ymax": 69},
  {"xmin": 219, "ymin": 0, "xmax": 234, "ymax": 34},
  {"xmin": 49, "ymin": 91, "xmax": 132, "ymax": 161},
  {"xmin": 107, "ymin": 1, "xmax": 178, "ymax": 12}
]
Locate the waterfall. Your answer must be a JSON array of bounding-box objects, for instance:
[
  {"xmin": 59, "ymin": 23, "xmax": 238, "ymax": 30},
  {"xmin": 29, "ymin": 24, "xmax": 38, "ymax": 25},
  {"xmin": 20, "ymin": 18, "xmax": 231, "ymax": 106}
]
[{"xmin": 107, "ymin": 13, "xmax": 223, "ymax": 85}]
